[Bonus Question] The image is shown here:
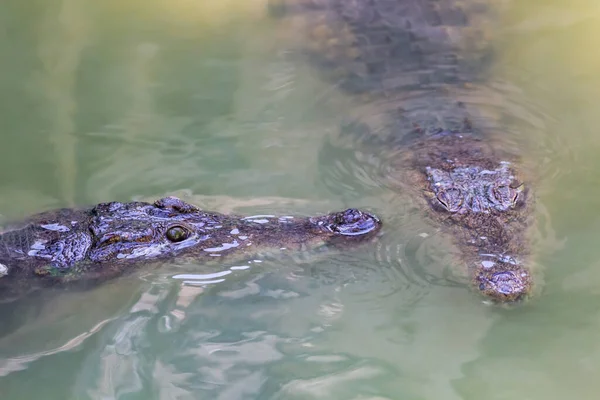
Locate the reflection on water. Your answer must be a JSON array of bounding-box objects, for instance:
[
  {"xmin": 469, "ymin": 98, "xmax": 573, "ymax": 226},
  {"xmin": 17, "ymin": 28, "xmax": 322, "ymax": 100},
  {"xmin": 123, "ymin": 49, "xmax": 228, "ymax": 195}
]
[
  {"xmin": 2, "ymin": 0, "xmax": 600, "ymax": 399},
  {"xmin": 34, "ymin": 0, "xmax": 90, "ymax": 206}
]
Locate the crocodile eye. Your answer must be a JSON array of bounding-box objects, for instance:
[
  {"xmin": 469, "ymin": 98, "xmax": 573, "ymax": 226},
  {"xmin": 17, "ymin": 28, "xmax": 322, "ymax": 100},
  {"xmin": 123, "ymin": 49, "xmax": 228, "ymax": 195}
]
[
  {"xmin": 512, "ymin": 184, "xmax": 525, "ymax": 204},
  {"xmin": 490, "ymin": 184, "xmax": 524, "ymax": 208},
  {"xmin": 491, "ymin": 185, "xmax": 511, "ymax": 204},
  {"xmin": 436, "ymin": 188, "xmax": 462, "ymax": 212},
  {"xmin": 166, "ymin": 226, "xmax": 189, "ymax": 242}
]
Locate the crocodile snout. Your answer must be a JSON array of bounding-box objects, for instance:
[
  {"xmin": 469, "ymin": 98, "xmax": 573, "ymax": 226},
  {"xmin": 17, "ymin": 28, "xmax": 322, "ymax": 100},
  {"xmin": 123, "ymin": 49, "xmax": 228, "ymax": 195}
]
[
  {"xmin": 477, "ymin": 268, "xmax": 532, "ymax": 303},
  {"xmin": 311, "ymin": 208, "xmax": 381, "ymax": 237}
]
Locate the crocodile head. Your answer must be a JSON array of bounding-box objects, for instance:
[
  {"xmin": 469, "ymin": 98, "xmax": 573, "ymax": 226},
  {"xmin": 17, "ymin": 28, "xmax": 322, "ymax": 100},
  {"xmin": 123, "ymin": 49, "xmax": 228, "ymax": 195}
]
[
  {"xmin": 0, "ymin": 197, "xmax": 381, "ymax": 299},
  {"xmin": 402, "ymin": 133, "xmax": 535, "ymax": 304},
  {"xmin": 87, "ymin": 197, "xmax": 381, "ymax": 263},
  {"xmin": 425, "ymin": 161, "xmax": 533, "ymax": 303}
]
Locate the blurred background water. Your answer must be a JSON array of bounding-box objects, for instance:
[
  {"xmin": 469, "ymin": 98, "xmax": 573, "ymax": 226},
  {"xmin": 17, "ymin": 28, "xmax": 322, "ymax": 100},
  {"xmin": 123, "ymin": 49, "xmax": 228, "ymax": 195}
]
[{"xmin": 1, "ymin": 0, "xmax": 600, "ymax": 399}]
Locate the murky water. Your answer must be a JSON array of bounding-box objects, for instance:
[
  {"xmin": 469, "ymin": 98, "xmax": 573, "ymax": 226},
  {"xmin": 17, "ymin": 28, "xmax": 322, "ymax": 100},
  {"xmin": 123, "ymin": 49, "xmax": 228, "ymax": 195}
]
[{"xmin": 1, "ymin": 0, "xmax": 600, "ymax": 399}]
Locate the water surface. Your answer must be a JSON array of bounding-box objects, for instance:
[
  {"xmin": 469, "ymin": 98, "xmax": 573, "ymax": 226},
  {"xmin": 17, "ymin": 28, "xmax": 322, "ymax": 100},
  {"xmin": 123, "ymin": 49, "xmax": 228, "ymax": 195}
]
[{"xmin": 1, "ymin": 0, "xmax": 600, "ymax": 399}]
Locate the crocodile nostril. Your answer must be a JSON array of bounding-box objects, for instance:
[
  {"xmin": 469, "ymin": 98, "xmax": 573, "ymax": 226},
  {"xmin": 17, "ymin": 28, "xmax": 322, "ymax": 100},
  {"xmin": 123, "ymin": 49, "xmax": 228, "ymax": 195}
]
[
  {"xmin": 477, "ymin": 268, "xmax": 531, "ymax": 303},
  {"xmin": 338, "ymin": 209, "xmax": 361, "ymax": 224},
  {"xmin": 333, "ymin": 210, "xmax": 381, "ymax": 236},
  {"xmin": 311, "ymin": 209, "xmax": 382, "ymax": 237}
]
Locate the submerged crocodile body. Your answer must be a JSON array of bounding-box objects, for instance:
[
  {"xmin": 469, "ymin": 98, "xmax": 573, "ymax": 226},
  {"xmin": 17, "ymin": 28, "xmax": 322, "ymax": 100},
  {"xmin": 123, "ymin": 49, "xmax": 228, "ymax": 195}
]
[
  {"xmin": 0, "ymin": 196, "xmax": 381, "ymax": 299},
  {"xmin": 269, "ymin": 0, "xmax": 536, "ymax": 302}
]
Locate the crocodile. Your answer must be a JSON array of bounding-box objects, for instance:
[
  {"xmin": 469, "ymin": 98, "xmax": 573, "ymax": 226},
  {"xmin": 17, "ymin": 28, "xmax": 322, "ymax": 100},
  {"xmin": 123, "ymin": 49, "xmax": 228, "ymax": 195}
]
[
  {"xmin": 0, "ymin": 196, "xmax": 381, "ymax": 300},
  {"xmin": 268, "ymin": 0, "xmax": 537, "ymax": 303}
]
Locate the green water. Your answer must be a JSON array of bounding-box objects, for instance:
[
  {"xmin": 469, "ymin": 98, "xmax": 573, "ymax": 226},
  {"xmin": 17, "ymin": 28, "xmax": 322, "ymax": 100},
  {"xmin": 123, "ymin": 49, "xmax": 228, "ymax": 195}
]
[{"xmin": 2, "ymin": 0, "xmax": 600, "ymax": 399}]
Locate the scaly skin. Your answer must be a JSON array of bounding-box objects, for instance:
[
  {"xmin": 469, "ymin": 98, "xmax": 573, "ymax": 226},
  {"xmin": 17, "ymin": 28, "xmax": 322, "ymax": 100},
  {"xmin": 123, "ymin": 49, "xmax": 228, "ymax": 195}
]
[
  {"xmin": 267, "ymin": 0, "xmax": 496, "ymax": 97},
  {"xmin": 268, "ymin": 0, "xmax": 536, "ymax": 303},
  {"xmin": 0, "ymin": 196, "xmax": 381, "ymax": 299}
]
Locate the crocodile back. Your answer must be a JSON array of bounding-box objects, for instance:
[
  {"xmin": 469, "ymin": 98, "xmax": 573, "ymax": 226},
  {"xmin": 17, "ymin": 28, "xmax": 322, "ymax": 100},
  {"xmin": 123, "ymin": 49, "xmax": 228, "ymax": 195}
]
[{"xmin": 270, "ymin": 0, "xmax": 501, "ymax": 95}]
